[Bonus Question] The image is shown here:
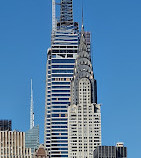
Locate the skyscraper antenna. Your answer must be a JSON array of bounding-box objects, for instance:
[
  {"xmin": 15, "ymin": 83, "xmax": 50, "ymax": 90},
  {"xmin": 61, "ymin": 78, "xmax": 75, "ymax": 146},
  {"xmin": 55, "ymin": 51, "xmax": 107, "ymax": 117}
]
[
  {"xmin": 82, "ymin": 0, "xmax": 84, "ymax": 27},
  {"xmin": 30, "ymin": 79, "xmax": 34, "ymax": 129},
  {"xmin": 52, "ymin": 0, "xmax": 56, "ymax": 32}
]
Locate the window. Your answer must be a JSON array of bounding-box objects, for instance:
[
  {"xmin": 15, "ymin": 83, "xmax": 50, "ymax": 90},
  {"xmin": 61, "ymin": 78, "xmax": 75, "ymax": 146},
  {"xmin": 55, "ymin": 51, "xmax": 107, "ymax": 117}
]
[
  {"xmin": 52, "ymin": 70, "xmax": 73, "ymax": 73},
  {"xmin": 52, "ymin": 74, "xmax": 73, "ymax": 77},
  {"xmin": 52, "ymin": 65, "xmax": 74, "ymax": 68},
  {"xmin": 52, "ymin": 59, "xmax": 75, "ymax": 63}
]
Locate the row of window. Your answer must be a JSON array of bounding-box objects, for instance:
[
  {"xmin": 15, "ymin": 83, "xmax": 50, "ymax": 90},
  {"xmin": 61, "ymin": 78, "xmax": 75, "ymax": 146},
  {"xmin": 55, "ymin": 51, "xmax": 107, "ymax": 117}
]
[
  {"xmin": 52, "ymin": 133, "xmax": 68, "ymax": 136},
  {"xmin": 52, "ymin": 70, "xmax": 73, "ymax": 73},
  {"xmin": 52, "ymin": 119, "xmax": 67, "ymax": 121},
  {"xmin": 52, "ymin": 59, "xmax": 75, "ymax": 63},
  {"xmin": 52, "ymin": 94, "xmax": 70, "ymax": 96},
  {"xmin": 52, "ymin": 122, "xmax": 67, "ymax": 125},
  {"xmin": 52, "ymin": 106, "xmax": 67, "ymax": 108},
  {"xmin": 52, "ymin": 90, "xmax": 70, "ymax": 93},
  {"xmin": 53, "ymin": 42, "xmax": 78, "ymax": 45},
  {"xmin": 52, "ymin": 114, "xmax": 67, "ymax": 117},
  {"xmin": 52, "ymin": 74, "xmax": 73, "ymax": 77},
  {"xmin": 52, "ymin": 65, "xmax": 74, "ymax": 68},
  {"xmin": 52, "ymin": 78, "xmax": 71, "ymax": 81},
  {"xmin": 52, "ymin": 102, "xmax": 70, "ymax": 105},
  {"xmin": 52, "ymin": 82, "xmax": 70, "ymax": 85},
  {"xmin": 52, "ymin": 126, "xmax": 67, "ymax": 129},
  {"xmin": 52, "ymin": 86, "xmax": 70, "ymax": 89}
]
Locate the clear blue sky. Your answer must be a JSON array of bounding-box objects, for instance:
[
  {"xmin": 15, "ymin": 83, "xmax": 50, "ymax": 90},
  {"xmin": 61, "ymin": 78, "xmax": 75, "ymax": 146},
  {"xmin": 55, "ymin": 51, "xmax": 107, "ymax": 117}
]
[{"xmin": 0, "ymin": 0, "xmax": 140, "ymax": 157}]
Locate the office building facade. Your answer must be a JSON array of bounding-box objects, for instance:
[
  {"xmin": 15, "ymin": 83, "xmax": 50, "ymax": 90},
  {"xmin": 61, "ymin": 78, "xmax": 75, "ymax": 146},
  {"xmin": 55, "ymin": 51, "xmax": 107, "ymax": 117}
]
[
  {"xmin": 25, "ymin": 125, "xmax": 39, "ymax": 155},
  {"xmin": 44, "ymin": 0, "xmax": 79, "ymax": 157},
  {"xmin": 68, "ymin": 25, "xmax": 101, "ymax": 158},
  {"xmin": 93, "ymin": 142, "xmax": 127, "ymax": 158},
  {"xmin": 0, "ymin": 120, "xmax": 12, "ymax": 131},
  {"xmin": 0, "ymin": 131, "xmax": 31, "ymax": 157}
]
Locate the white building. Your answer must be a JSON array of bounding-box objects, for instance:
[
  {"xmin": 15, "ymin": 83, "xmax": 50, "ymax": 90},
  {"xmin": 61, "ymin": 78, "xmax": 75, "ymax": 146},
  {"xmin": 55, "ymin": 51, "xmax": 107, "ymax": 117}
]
[{"xmin": 68, "ymin": 25, "xmax": 101, "ymax": 158}]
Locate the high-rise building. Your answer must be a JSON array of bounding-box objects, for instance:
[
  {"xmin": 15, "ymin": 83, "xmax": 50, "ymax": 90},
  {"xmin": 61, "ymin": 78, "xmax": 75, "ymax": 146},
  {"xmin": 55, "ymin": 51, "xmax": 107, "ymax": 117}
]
[
  {"xmin": 25, "ymin": 79, "xmax": 39, "ymax": 156},
  {"xmin": 44, "ymin": 0, "xmax": 79, "ymax": 157},
  {"xmin": 93, "ymin": 142, "xmax": 127, "ymax": 158},
  {"xmin": 68, "ymin": 25, "xmax": 101, "ymax": 157},
  {"xmin": 0, "ymin": 120, "xmax": 12, "ymax": 131},
  {"xmin": 0, "ymin": 130, "xmax": 31, "ymax": 157}
]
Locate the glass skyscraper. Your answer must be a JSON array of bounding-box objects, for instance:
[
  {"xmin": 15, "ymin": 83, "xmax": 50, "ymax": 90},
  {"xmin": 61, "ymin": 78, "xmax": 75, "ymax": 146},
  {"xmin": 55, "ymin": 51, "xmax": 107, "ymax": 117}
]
[
  {"xmin": 25, "ymin": 80, "xmax": 39, "ymax": 156},
  {"xmin": 44, "ymin": 0, "xmax": 79, "ymax": 157},
  {"xmin": 25, "ymin": 125, "xmax": 39, "ymax": 155}
]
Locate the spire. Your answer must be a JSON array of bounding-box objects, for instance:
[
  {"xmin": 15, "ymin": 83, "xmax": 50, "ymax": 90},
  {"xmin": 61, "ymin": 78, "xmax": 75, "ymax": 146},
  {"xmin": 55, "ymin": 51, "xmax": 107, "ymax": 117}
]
[
  {"xmin": 52, "ymin": 0, "xmax": 56, "ymax": 32},
  {"xmin": 30, "ymin": 79, "xmax": 34, "ymax": 129},
  {"xmin": 82, "ymin": 0, "xmax": 84, "ymax": 28},
  {"xmin": 71, "ymin": 25, "xmax": 97, "ymax": 105},
  {"xmin": 81, "ymin": 1, "xmax": 85, "ymax": 37}
]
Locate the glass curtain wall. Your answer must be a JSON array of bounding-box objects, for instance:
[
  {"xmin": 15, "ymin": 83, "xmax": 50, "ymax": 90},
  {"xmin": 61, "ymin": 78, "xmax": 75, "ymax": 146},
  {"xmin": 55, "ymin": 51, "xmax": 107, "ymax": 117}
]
[{"xmin": 44, "ymin": 0, "xmax": 79, "ymax": 157}]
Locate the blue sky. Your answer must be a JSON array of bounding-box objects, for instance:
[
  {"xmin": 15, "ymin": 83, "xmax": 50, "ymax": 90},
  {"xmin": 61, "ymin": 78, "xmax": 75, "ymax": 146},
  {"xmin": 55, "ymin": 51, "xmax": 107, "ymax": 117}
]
[{"xmin": 0, "ymin": 0, "xmax": 141, "ymax": 157}]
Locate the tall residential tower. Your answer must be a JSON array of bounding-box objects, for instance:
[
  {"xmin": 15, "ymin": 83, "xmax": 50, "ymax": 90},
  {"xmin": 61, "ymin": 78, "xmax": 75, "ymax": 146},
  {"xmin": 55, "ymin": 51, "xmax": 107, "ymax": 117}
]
[{"xmin": 44, "ymin": 0, "xmax": 79, "ymax": 157}]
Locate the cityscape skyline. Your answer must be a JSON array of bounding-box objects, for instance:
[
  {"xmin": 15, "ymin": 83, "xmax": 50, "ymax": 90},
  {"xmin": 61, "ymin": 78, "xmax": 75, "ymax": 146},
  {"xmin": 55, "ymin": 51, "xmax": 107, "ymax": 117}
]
[{"xmin": 0, "ymin": 0, "xmax": 141, "ymax": 157}]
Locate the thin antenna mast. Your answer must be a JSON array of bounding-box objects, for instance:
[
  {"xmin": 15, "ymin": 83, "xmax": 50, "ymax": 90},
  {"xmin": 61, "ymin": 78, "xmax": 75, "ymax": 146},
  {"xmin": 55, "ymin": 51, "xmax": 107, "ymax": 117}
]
[
  {"xmin": 52, "ymin": 0, "xmax": 56, "ymax": 32},
  {"xmin": 82, "ymin": 1, "xmax": 84, "ymax": 27},
  {"xmin": 30, "ymin": 79, "xmax": 34, "ymax": 129}
]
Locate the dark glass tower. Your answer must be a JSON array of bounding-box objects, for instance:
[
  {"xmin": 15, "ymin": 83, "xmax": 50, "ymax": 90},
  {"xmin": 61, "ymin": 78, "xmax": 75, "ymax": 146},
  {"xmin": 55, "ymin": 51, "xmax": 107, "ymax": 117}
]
[
  {"xmin": 44, "ymin": 0, "xmax": 79, "ymax": 157},
  {"xmin": 0, "ymin": 120, "xmax": 12, "ymax": 131},
  {"xmin": 93, "ymin": 143, "xmax": 127, "ymax": 158}
]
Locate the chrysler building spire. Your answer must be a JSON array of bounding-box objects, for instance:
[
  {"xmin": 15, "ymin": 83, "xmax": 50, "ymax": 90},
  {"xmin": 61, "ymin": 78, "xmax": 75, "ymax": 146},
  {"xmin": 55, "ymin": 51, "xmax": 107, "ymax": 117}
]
[{"xmin": 71, "ymin": 24, "xmax": 97, "ymax": 105}]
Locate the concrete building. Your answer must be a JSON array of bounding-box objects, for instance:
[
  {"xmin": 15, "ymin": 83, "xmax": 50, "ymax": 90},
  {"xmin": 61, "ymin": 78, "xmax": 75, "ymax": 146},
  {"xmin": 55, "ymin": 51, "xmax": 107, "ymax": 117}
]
[
  {"xmin": 68, "ymin": 25, "xmax": 101, "ymax": 157},
  {"xmin": 93, "ymin": 142, "xmax": 127, "ymax": 158},
  {"xmin": 0, "ymin": 120, "xmax": 12, "ymax": 131},
  {"xmin": 0, "ymin": 130, "xmax": 31, "ymax": 157},
  {"xmin": 44, "ymin": 0, "xmax": 79, "ymax": 157}
]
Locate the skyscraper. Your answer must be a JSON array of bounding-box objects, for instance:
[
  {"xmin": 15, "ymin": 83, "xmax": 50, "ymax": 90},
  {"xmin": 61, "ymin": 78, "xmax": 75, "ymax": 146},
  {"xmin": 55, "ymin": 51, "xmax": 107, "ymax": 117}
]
[
  {"xmin": 25, "ymin": 79, "xmax": 39, "ymax": 156},
  {"xmin": 44, "ymin": 0, "xmax": 79, "ymax": 157},
  {"xmin": 68, "ymin": 25, "xmax": 101, "ymax": 157},
  {"xmin": 25, "ymin": 126, "xmax": 39, "ymax": 155}
]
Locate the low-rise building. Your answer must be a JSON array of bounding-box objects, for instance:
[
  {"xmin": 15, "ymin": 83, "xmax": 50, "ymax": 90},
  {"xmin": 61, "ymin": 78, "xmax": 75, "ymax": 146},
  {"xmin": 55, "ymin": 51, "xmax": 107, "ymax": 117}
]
[
  {"xmin": 93, "ymin": 142, "xmax": 127, "ymax": 158},
  {"xmin": 0, "ymin": 130, "xmax": 31, "ymax": 157}
]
